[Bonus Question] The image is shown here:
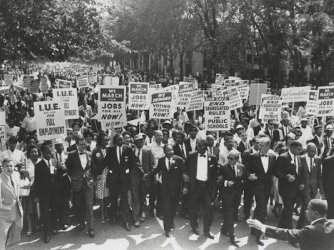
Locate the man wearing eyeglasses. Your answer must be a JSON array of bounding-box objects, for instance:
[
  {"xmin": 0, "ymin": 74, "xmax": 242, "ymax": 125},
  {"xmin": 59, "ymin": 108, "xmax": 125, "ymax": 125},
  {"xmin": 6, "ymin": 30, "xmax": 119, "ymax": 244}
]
[
  {"xmin": 184, "ymin": 139, "xmax": 218, "ymax": 239},
  {"xmin": 219, "ymin": 150, "xmax": 245, "ymax": 246},
  {"xmin": 247, "ymin": 136, "xmax": 277, "ymax": 245}
]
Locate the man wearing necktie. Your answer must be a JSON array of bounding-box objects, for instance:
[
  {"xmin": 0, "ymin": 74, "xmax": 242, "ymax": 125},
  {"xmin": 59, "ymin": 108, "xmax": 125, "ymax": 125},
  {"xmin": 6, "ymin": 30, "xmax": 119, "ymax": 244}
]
[
  {"xmin": 247, "ymin": 136, "xmax": 276, "ymax": 245},
  {"xmin": 297, "ymin": 143, "xmax": 324, "ymax": 228},
  {"xmin": 0, "ymin": 158, "xmax": 23, "ymax": 250},
  {"xmin": 66, "ymin": 135, "xmax": 95, "ymax": 238},
  {"xmin": 275, "ymin": 141, "xmax": 304, "ymax": 235},
  {"xmin": 131, "ymin": 134, "xmax": 155, "ymax": 228},
  {"xmin": 184, "ymin": 139, "xmax": 218, "ymax": 239},
  {"xmin": 34, "ymin": 143, "xmax": 63, "ymax": 243},
  {"xmin": 144, "ymin": 144, "xmax": 187, "ymax": 237},
  {"xmin": 219, "ymin": 150, "xmax": 244, "ymax": 246},
  {"xmin": 106, "ymin": 134, "xmax": 144, "ymax": 231}
]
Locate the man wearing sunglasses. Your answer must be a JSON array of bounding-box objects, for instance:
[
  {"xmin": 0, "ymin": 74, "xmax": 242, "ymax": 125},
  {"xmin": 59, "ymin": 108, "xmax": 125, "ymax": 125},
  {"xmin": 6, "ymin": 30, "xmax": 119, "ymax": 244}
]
[{"xmin": 219, "ymin": 150, "xmax": 245, "ymax": 246}]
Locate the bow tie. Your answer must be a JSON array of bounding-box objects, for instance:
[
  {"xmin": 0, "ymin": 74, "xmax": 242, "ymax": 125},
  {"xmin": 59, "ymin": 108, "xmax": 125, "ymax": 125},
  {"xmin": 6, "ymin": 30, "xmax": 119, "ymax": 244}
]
[
  {"xmin": 79, "ymin": 152, "xmax": 86, "ymax": 155},
  {"xmin": 260, "ymin": 154, "xmax": 268, "ymax": 157},
  {"xmin": 199, "ymin": 154, "xmax": 206, "ymax": 158}
]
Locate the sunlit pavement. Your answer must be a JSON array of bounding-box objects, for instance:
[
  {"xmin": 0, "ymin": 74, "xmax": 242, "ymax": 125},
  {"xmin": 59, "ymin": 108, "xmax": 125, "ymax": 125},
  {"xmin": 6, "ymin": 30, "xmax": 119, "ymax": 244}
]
[{"xmin": 19, "ymin": 206, "xmax": 296, "ymax": 250}]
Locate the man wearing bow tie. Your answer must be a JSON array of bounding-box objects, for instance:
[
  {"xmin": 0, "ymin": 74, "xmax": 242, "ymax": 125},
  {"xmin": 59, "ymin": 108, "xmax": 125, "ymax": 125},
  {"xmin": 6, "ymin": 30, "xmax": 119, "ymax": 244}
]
[
  {"xmin": 144, "ymin": 144, "xmax": 186, "ymax": 237},
  {"xmin": 0, "ymin": 158, "xmax": 23, "ymax": 250},
  {"xmin": 275, "ymin": 141, "xmax": 304, "ymax": 232},
  {"xmin": 105, "ymin": 134, "xmax": 143, "ymax": 231},
  {"xmin": 247, "ymin": 136, "xmax": 276, "ymax": 245},
  {"xmin": 184, "ymin": 139, "xmax": 218, "ymax": 239},
  {"xmin": 66, "ymin": 135, "xmax": 96, "ymax": 238}
]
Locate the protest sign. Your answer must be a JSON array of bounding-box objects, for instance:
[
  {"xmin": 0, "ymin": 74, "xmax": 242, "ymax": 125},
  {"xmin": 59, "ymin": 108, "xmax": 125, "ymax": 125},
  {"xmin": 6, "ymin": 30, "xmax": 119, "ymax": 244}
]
[
  {"xmin": 149, "ymin": 83, "xmax": 162, "ymax": 90},
  {"xmin": 204, "ymin": 97, "xmax": 230, "ymax": 131},
  {"xmin": 40, "ymin": 77, "xmax": 48, "ymax": 93},
  {"xmin": 317, "ymin": 86, "xmax": 334, "ymax": 116},
  {"xmin": 259, "ymin": 95, "xmax": 282, "ymax": 123},
  {"xmin": 221, "ymin": 87, "xmax": 243, "ymax": 110},
  {"xmin": 34, "ymin": 101, "xmax": 66, "ymax": 141},
  {"xmin": 98, "ymin": 86, "xmax": 127, "ymax": 128},
  {"xmin": 88, "ymin": 72, "xmax": 98, "ymax": 84},
  {"xmin": 281, "ymin": 86, "xmax": 311, "ymax": 103},
  {"xmin": 57, "ymin": 79, "xmax": 72, "ymax": 88},
  {"xmin": 30, "ymin": 79, "xmax": 40, "ymax": 93},
  {"xmin": 183, "ymin": 77, "xmax": 197, "ymax": 83},
  {"xmin": 177, "ymin": 82, "xmax": 196, "ymax": 109},
  {"xmin": 0, "ymin": 112, "xmax": 6, "ymax": 145},
  {"xmin": 128, "ymin": 82, "xmax": 150, "ymax": 110},
  {"xmin": 0, "ymin": 86, "xmax": 10, "ymax": 95},
  {"xmin": 111, "ymin": 77, "xmax": 120, "ymax": 86},
  {"xmin": 224, "ymin": 79, "xmax": 235, "ymax": 87},
  {"xmin": 238, "ymin": 84, "xmax": 250, "ymax": 101},
  {"xmin": 249, "ymin": 83, "xmax": 268, "ymax": 106},
  {"xmin": 150, "ymin": 90, "xmax": 174, "ymax": 119},
  {"xmin": 52, "ymin": 88, "xmax": 79, "ymax": 119},
  {"xmin": 22, "ymin": 75, "xmax": 35, "ymax": 88},
  {"xmin": 186, "ymin": 90, "xmax": 204, "ymax": 112},
  {"xmin": 215, "ymin": 74, "xmax": 225, "ymax": 85},
  {"xmin": 305, "ymin": 90, "xmax": 318, "ymax": 116},
  {"xmin": 77, "ymin": 76, "xmax": 89, "ymax": 88},
  {"xmin": 4, "ymin": 74, "xmax": 13, "ymax": 85}
]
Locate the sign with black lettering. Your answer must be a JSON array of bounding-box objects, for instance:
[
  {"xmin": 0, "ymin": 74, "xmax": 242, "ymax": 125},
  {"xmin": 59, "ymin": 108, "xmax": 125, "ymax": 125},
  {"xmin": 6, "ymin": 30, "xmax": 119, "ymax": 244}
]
[
  {"xmin": 150, "ymin": 91, "xmax": 174, "ymax": 119},
  {"xmin": 128, "ymin": 82, "xmax": 150, "ymax": 110},
  {"xmin": 317, "ymin": 86, "xmax": 334, "ymax": 116},
  {"xmin": 52, "ymin": 88, "xmax": 79, "ymax": 119},
  {"xmin": 34, "ymin": 101, "xmax": 66, "ymax": 140},
  {"xmin": 204, "ymin": 97, "xmax": 230, "ymax": 131}
]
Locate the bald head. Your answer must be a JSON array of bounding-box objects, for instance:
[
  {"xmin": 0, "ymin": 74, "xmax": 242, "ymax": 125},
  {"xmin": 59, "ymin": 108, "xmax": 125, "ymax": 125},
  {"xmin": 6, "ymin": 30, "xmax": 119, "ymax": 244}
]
[{"xmin": 307, "ymin": 142, "xmax": 317, "ymax": 158}]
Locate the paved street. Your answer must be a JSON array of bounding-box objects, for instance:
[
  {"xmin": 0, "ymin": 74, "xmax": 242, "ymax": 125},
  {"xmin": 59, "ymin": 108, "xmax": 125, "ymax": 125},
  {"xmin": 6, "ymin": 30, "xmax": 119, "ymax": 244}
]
[{"xmin": 19, "ymin": 206, "xmax": 296, "ymax": 250}]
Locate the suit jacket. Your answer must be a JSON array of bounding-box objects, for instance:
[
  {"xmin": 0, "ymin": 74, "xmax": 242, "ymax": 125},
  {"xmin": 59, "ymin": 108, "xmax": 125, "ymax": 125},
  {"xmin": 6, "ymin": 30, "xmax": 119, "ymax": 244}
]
[
  {"xmin": 300, "ymin": 155, "xmax": 323, "ymax": 197},
  {"xmin": 307, "ymin": 136, "xmax": 322, "ymax": 156},
  {"xmin": 34, "ymin": 158, "xmax": 64, "ymax": 198},
  {"xmin": 323, "ymin": 155, "xmax": 334, "ymax": 199},
  {"xmin": 91, "ymin": 146, "xmax": 108, "ymax": 176},
  {"xmin": 279, "ymin": 124, "xmax": 292, "ymax": 139},
  {"xmin": 185, "ymin": 151, "xmax": 218, "ymax": 198},
  {"xmin": 323, "ymin": 135, "xmax": 333, "ymax": 158},
  {"xmin": 264, "ymin": 218, "xmax": 334, "ymax": 250},
  {"xmin": 173, "ymin": 143, "xmax": 190, "ymax": 159},
  {"xmin": 131, "ymin": 146, "xmax": 155, "ymax": 187},
  {"xmin": 237, "ymin": 141, "xmax": 250, "ymax": 154},
  {"xmin": 105, "ymin": 144, "xmax": 143, "ymax": 191},
  {"xmin": 0, "ymin": 172, "xmax": 23, "ymax": 216},
  {"xmin": 265, "ymin": 129, "xmax": 280, "ymax": 147},
  {"xmin": 248, "ymin": 152, "xmax": 276, "ymax": 196},
  {"xmin": 66, "ymin": 150, "xmax": 94, "ymax": 192},
  {"xmin": 148, "ymin": 155, "xmax": 184, "ymax": 198},
  {"xmin": 275, "ymin": 152, "xmax": 304, "ymax": 199},
  {"xmin": 184, "ymin": 138, "xmax": 197, "ymax": 153},
  {"xmin": 220, "ymin": 162, "xmax": 244, "ymax": 195}
]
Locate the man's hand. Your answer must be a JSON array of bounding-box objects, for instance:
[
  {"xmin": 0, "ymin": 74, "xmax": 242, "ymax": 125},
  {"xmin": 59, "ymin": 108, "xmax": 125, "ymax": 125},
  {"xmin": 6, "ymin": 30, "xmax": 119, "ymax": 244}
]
[
  {"xmin": 299, "ymin": 184, "xmax": 304, "ymax": 190},
  {"xmin": 249, "ymin": 173, "xmax": 257, "ymax": 181},
  {"xmin": 287, "ymin": 174, "xmax": 295, "ymax": 182},
  {"xmin": 182, "ymin": 187, "xmax": 188, "ymax": 195},
  {"xmin": 143, "ymin": 174, "xmax": 148, "ymax": 181},
  {"xmin": 182, "ymin": 174, "xmax": 190, "ymax": 182},
  {"xmin": 227, "ymin": 181, "xmax": 234, "ymax": 187},
  {"xmin": 247, "ymin": 219, "xmax": 263, "ymax": 231}
]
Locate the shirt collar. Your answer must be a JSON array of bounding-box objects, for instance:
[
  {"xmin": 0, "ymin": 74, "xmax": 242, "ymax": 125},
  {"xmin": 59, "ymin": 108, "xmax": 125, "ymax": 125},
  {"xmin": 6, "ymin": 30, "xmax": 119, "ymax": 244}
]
[
  {"xmin": 311, "ymin": 217, "xmax": 326, "ymax": 225},
  {"xmin": 288, "ymin": 150, "xmax": 295, "ymax": 160}
]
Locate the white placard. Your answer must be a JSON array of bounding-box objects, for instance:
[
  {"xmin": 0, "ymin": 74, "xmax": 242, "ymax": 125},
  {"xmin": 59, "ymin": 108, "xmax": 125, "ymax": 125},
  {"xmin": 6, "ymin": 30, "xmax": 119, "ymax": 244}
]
[
  {"xmin": 150, "ymin": 90, "xmax": 174, "ymax": 119},
  {"xmin": 259, "ymin": 95, "xmax": 282, "ymax": 123},
  {"xmin": 305, "ymin": 90, "xmax": 318, "ymax": 116},
  {"xmin": 281, "ymin": 86, "xmax": 311, "ymax": 103},
  {"xmin": 317, "ymin": 86, "xmax": 334, "ymax": 116},
  {"xmin": 186, "ymin": 90, "xmax": 204, "ymax": 112},
  {"xmin": 128, "ymin": 82, "xmax": 150, "ymax": 110},
  {"xmin": 52, "ymin": 88, "xmax": 79, "ymax": 119},
  {"xmin": 204, "ymin": 97, "xmax": 230, "ymax": 131}
]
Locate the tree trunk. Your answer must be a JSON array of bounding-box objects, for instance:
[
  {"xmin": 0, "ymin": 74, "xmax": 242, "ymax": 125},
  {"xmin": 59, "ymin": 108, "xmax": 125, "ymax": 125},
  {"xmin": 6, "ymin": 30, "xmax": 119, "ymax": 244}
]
[{"xmin": 179, "ymin": 51, "xmax": 184, "ymax": 80}]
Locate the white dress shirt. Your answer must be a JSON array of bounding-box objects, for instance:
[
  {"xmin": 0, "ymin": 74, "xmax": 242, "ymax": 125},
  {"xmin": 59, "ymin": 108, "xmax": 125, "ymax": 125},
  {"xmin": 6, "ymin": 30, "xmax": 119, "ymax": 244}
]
[
  {"xmin": 289, "ymin": 150, "xmax": 298, "ymax": 174},
  {"xmin": 165, "ymin": 157, "xmax": 172, "ymax": 171},
  {"xmin": 149, "ymin": 141, "xmax": 165, "ymax": 168},
  {"xmin": 305, "ymin": 154, "xmax": 314, "ymax": 172},
  {"xmin": 190, "ymin": 138, "xmax": 197, "ymax": 152},
  {"xmin": 136, "ymin": 148, "xmax": 142, "ymax": 166},
  {"xmin": 180, "ymin": 144, "xmax": 187, "ymax": 158},
  {"xmin": 79, "ymin": 152, "xmax": 88, "ymax": 169},
  {"xmin": 260, "ymin": 154, "xmax": 269, "ymax": 173},
  {"xmin": 196, "ymin": 153, "xmax": 208, "ymax": 181},
  {"xmin": 116, "ymin": 146, "xmax": 122, "ymax": 164}
]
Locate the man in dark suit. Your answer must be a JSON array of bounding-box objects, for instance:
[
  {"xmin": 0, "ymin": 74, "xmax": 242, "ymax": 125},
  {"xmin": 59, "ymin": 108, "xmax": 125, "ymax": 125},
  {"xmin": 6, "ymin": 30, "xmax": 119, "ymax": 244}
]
[
  {"xmin": 275, "ymin": 141, "xmax": 304, "ymax": 231},
  {"xmin": 132, "ymin": 133, "xmax": 155, "ymax": 227},
  {"xmin": 297, "ymin": 143, "xmax": 324, "ymax": 228},
  {"xmin": 219, "ymin": 150, "xmax": 244, "ymax": 246},
  {"xmin": 184, "ymin": 126, "xmax": 198, "ymax": 153},
  {"xmin": 307, "ymin": 125, "xmax": 323, "ymax": 156},
  {"xmin": 206, "ymin": 134, "xmax": 220, "ymax": 159},
  {"xmin": 237, "ymin": 130, "xmax": 250, "ymax": 154},
  {"xmin": 248, "ymin": 199, "xmax": 334, "ymax": 250},
  {"xmin": 264, "ymin": 120, "xmax": 280, "ymax": 148},
  {"xmin": 145, "ymin": 144, "xmax": 186, "ymax": 237},
  {"xmin": 247, "ymin": 136, "xmax": 276, "ymax": 245},
  {"xmin": 184, "ymin": 139, "xmax": 218, "ymax": 239},
  {"xmin": 105, "ymin": 133, "xmax": 143, "ymax": 231},
  {"xmin": 66, "ymin": 135, "xmax": 96, "ymax": 238},
  {"xmin": 323, "ymin": 153, "xmax": 334, "ymax": 219},
  {"xmin": 173, "ymin": 130, "xmax": 190, "ymax": 218},
  {"xmin": 241, "ymin": 137, "xmax": 259, "ymax": 220},
  {"xmin": 34, "ymin": 143, "xmax": 64, "ymax": 243},
  {"xmin": 323, "ymin": 124, "xmax": 333, "ymax": 158}
]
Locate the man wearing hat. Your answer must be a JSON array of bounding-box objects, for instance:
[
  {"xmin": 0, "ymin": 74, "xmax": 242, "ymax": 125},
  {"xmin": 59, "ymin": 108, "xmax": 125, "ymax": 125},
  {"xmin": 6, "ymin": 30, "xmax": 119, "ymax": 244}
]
[
  {"xmin": 323, "ymin": 124, "xmax": 333, "ymax": 158},
  {"xmin": 131, "ymin": 134, "xmax": 155, "ymax": 227},
  {"xmin": 307, "ymin": 125, "xmax": 323, "ymax": 156}
]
